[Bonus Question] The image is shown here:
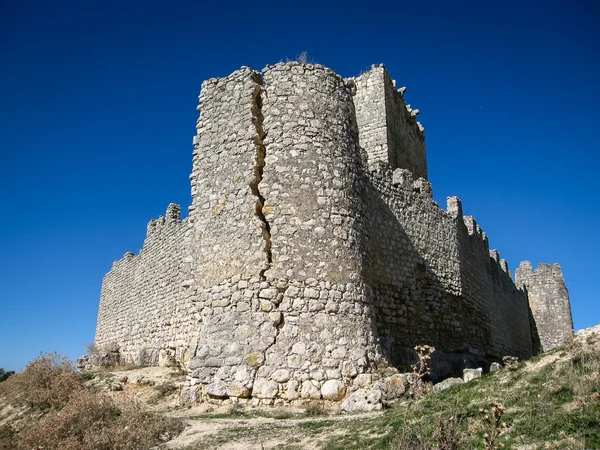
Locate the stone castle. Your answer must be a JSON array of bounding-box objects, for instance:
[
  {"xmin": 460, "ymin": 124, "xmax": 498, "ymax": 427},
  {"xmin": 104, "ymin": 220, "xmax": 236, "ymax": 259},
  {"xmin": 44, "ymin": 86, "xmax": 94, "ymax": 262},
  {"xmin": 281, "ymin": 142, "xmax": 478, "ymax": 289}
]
[{"xmin": 95, "ymin": 62, "xmax": 574, "ymax": 403}]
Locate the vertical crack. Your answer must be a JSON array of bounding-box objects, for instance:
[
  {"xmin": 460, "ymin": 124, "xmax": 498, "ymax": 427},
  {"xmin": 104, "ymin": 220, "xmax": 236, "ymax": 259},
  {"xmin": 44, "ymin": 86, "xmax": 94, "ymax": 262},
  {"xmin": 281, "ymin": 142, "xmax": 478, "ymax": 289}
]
[{"xmin": 249, "ymin": 73, "xmax": 272, "ymax": 280}]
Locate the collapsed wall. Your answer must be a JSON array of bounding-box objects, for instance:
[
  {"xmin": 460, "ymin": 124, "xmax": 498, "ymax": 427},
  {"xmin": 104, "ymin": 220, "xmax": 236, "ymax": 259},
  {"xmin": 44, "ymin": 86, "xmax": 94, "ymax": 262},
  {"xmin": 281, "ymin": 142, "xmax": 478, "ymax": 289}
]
[{"xmin": 515, "ymin": 262, "xmax": 573, "ymax": 351}]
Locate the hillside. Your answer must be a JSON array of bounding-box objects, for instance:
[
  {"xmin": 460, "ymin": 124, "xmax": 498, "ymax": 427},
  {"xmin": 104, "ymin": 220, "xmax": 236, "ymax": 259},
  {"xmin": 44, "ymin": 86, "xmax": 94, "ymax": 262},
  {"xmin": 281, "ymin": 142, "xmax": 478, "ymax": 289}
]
[{"xmin": 1, "ymin": 325, "xmax": 599, "ymax": 449}]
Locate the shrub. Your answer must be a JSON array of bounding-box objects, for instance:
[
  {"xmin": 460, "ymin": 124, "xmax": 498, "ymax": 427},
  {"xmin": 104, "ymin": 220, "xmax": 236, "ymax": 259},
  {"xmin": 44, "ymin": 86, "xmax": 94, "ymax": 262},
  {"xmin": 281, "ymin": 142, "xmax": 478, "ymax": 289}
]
[
  {"xmin": 0, "ymin": 369, "xmax": 14, "ymax": 383},
  {"xmin": 0, "ymin": 352, "xmax": 83, "ymax": 410},
  {"xmin": 17, "ymin": 390, "xmax": 184, "ymax": 450},
  {"xmin": 85, "ymin": 341, "xmax": 98, "ymax": 354},
  {"xmin": 0, "ymin": 352, "xmax": 184, "ymax": 449}
]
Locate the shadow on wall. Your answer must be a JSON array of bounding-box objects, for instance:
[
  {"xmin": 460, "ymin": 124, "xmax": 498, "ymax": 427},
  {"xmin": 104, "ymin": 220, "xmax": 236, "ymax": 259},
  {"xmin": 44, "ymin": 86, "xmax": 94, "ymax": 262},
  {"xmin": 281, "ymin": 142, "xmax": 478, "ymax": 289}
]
[{"xmin": 358, "ymin": 171, "xmax": 541, "ymax": 379}]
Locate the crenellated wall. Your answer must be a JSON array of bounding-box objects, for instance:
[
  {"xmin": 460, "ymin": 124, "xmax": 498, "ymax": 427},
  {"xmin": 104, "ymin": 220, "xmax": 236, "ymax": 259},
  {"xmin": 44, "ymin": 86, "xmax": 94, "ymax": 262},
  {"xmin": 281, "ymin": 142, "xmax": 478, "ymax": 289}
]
[
  {"xmin": 94, "ymin": 61, "xmax": 572, "ymax": 404},
  {"xmin": 363, "ymin": 165, "xmax": 533, "ymax": 364},
  {"xmin": 95, "ymin": 204, "xmax": 197, "ymax": 364}
]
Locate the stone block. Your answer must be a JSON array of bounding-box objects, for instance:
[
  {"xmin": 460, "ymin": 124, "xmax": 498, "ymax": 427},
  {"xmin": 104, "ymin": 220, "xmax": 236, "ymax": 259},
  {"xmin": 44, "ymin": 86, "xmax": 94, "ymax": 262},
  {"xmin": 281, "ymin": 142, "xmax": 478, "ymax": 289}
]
[{"xmin": 340, "ymin": 388, "xmax": 382, "ymax": 412}]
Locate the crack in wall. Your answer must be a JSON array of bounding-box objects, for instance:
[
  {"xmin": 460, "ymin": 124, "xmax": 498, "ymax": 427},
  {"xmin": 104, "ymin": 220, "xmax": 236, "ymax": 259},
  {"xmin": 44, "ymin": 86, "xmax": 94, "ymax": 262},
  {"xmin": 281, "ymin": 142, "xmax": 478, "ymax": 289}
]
[
  {"xmin": 249, "ymin": 312, "xmax": 284, "ymax": 393},
  {"xmin": 249, "ymin": 73, "xmax": 272, "ymax": 280}
]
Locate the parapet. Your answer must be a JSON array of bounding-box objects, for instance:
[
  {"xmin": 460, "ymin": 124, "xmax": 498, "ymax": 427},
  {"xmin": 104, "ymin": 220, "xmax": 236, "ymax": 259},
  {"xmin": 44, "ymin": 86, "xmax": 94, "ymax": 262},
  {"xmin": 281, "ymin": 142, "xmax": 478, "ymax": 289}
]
[{"xmin": 146, "ymin": 204, "xmax": 183, "ymax": 236}]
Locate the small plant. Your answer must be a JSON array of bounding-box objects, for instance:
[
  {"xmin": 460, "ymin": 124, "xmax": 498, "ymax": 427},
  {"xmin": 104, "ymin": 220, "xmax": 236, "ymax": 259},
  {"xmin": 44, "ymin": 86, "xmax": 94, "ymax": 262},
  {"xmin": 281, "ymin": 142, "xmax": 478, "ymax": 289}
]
[
  {"xmin": 304, "ymin": 402, "xmax": 325, "ymax": 417},
  {"xmin": 154, "ymin": 382, "xmax": 178, "ymax": 398},
  {"xmin": 478, "ymin": 402, "xmax": 508, "ymax": 449},
  {"xmin": 410, "ymin": 344, "xmax": 435, "ymax": 399},
  {"xmin": 85, "ymin": 341, "xmax": 98, "ymax": 354},
  {"xmin": 103, "ymin": 341, "xmax": 120, "ymax": 353},
  {"xmin": 297, "ymin": 51, "xmax": 308, "ymax": 64},
  {"xmin": 166, "ymin": 352, "xmax": 187, "ymax": 376},
  {"xmin": 137, "ymin": 346, "xmax": 148, "ymax": 366},
  {"xmin": 502, "ymin": 355, "xmax": 520, "ymax": 371}
]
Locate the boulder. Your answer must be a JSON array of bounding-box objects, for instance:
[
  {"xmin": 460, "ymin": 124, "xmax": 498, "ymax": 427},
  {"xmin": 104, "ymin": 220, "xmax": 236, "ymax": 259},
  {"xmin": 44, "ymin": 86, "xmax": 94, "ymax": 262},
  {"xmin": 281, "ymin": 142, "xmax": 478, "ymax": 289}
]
[
  {"xmin": 226, "ymin": 381, "xmax": 250, "ymax": 398},
  {"xmin": 490, "ymin": 362, "xmax": 502, "ymax": 373},
  {"xmin": 340, "ymin": 388, "xmax": 382, "ymax": 413},
  {"xmin": 206, "ymin": 380, "xmax": 228, "ymax": 398},
  {"xmin": 321, "ymin": 379, "xmax": 345, "ymax": 401},
  {"xmin": 378, "ymin": 374, "xmax": 408, "ymax": 401},
  {"xmin": 433, "ymin": 377, "xmax": 464, "ymax": 392},
  {"xmin": 253, "ymin": 378, "xmax": 278, "ymax": 399},
  {"xmin": 463, "ymin": 367, "xmax": 483, "ymax": 383},
  {"xmin": 300, "ymin": 380, "xmax": 321, "ymax": 399}
]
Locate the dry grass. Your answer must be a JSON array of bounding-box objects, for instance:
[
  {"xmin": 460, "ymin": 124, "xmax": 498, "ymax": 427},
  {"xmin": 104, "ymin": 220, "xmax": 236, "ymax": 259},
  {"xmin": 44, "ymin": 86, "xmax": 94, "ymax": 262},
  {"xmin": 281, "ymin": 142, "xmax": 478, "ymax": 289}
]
[{"xmin": 0, "ymin": 352, "xmax": 184, "ymax": 449}]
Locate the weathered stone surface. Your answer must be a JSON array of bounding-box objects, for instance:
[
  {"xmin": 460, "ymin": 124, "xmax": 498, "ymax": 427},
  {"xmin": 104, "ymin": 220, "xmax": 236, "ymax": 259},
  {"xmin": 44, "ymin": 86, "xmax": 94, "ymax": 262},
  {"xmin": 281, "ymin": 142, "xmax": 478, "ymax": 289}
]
[
  {"xmin": 463, "ymin": 368, "xmax": 483, "ymax": 383},
  {"xmin": 253, "ymin": 378, "xmax": 278, "ymax": 399},
  {"xmin": 377, "ymin": 374, "xmax": 408, "ymax": 401},
  {"xmin": 490, "ymin": 362, "xmax": 502, "ymax": 373},
  {"xmin": 207, "ymin": 380, "xmax": 227, "ymax": 398},
  {"xmin": 300, "ymin": 380, "xmax": 321, "ymax": 400},
  {"xmin": 226, "ymin": 381, "xmax": 250, "ymax": 398},
  {"xmin": 433, "ymin": 377, "xmax": 464, "ymax": 392},
  {"xmin": 271, "ymin": 369, "xmax": 290, "ymax": 383},
  {"xmin": 340, "ymin": 388, "xmax": 383, "ymax": 412},
  {"xmin": 321, "ymin": 379, "xmax": 346, "ymax": 401}
]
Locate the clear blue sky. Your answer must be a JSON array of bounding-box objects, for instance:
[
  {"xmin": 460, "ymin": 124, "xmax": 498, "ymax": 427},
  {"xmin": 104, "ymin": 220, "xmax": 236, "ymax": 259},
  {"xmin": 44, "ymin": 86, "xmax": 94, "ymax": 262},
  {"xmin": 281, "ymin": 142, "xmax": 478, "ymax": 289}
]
[{"xmin": 1, "ymin": 0, "xmax": 598, "ymax": 371}]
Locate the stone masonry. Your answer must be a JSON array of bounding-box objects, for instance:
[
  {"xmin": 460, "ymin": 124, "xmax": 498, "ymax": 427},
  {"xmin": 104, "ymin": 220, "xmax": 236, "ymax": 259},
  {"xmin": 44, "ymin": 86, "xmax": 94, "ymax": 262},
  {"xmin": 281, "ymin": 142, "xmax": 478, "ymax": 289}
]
[
  {"xmin": 94, "ymin": 62, "xmax": 574, "ymax": 404},
  {"xmin": 515, "ymin": 262, "xmax": 574, "ymax": 352}
]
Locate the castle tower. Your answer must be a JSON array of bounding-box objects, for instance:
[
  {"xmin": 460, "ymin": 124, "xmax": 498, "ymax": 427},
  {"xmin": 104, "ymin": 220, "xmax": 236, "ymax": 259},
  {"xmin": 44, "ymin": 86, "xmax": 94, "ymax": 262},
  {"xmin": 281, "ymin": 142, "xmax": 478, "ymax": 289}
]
[
  {"xmin": 350, "ymin": 65, "xmax": 428, "ymax": 179},
  {"xmin": 184, "ymin": 63, "xmax": 380, "ymax": 401},
  {"xmin": 515, "ymin": 261, "xmax": 574, "ymax": 351}
]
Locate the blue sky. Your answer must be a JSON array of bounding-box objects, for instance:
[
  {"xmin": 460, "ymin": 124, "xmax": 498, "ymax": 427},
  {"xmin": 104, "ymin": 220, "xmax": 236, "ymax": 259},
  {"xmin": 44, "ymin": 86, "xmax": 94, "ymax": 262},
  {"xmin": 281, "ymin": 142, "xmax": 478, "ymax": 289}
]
[{"xmin": 1, "ymin": 0, "xmax": 598, "ymax": 371}]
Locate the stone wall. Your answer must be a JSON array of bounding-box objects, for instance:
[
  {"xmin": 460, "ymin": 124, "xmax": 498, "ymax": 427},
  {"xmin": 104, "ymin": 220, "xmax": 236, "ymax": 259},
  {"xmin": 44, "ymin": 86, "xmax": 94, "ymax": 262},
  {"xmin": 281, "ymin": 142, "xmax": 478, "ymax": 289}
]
[
  {"xmin": 515, "ymin": 262, "xmax": 573, "ymax": 351},
  {"xmin": 95, "ymin": 204, "xmax": 197, "ymax": 364},
  {"xmin": 363, "ymin": 165, "xmax": 533, "ymax": 367}
]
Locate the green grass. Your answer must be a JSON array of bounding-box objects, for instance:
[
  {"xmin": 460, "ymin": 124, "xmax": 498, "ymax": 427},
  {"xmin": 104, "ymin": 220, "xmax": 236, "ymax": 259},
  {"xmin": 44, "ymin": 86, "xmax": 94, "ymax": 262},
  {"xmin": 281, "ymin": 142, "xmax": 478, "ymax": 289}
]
[{"xmin": 180, "ymin": 339, "xmax": 600, "ymax": 449}]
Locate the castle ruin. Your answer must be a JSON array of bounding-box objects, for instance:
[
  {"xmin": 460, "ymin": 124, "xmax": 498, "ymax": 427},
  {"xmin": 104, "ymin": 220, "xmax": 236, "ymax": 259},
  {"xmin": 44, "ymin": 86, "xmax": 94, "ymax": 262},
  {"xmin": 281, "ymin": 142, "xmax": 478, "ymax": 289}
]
[{"xmin": 94, "ymin": 62, "xmax": 573, "ymax": 403}]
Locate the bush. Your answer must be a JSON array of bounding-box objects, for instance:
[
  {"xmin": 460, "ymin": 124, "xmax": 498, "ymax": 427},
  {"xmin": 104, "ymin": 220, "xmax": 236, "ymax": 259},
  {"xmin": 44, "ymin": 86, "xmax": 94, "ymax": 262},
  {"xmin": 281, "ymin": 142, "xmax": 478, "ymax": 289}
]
[
  {"xmin": 0, "ymin": 352, "xmax": 83, "ymax": 410},
  {"xmin": 0, "ymin": 352, "xmax": 184, "ymax": 449},
  {"xmin": 0, "ymin": 369, "xmax": 14, "ymax": 383},
  {"xmin": 17, "ymin": 390, "xmax": 183, "ymax": 450}
]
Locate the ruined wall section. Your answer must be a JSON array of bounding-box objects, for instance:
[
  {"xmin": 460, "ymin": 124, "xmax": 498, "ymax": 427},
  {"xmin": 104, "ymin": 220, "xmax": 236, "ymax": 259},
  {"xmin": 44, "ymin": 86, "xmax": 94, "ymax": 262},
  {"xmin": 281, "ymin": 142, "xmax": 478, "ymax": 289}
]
[
  {"xmin": 350, "ymin": 66, "xmax": 427, "ymax": 179},
  {"xmin": 515, "ymin": 262, "xmax": 573, "ymax": 351},
  {"xmin": 364, "ymin": 167, "xmax": 533, "ymax": 361},
  {"xmin": 351, "ymin": 68, "xmax": 388, "ymax": 169},
  {"xmin": 95, "ymin": 204, "xmax": 197, "ymax": 364}
]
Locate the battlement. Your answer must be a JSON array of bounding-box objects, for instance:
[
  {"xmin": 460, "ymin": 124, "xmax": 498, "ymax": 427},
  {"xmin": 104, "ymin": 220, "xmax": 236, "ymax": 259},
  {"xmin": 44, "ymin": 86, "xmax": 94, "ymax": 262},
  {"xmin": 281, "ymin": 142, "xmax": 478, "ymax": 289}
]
[{"xmin": 94, "ymin": 61, "xmax": 572, "ymax": 405}]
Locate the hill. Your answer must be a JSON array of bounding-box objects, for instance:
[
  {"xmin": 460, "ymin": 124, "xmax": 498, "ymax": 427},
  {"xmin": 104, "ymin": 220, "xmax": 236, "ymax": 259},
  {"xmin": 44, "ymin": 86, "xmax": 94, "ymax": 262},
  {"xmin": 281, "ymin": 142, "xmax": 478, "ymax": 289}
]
[{"xmin": 1, "ymin": 326, "xmax": 599, "ymax": 449}]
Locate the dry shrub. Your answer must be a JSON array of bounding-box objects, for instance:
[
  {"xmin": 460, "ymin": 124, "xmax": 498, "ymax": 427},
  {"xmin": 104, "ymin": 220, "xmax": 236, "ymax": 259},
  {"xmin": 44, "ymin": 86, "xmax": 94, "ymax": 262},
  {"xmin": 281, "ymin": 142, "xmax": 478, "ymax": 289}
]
[
  {"xmin": 0, "ymin": 352, "xmax": 184, "ymax": 449},
  {"xmin": 411, "ymin": 345, "xmax": 435, "ymax": 399},
  {"xmin": 478, "ymin": 402, "xmax": 508, "ymax": 449},
  {"xmin": 502, "ymin": 355, "xmax": 520, "ymax": 371},
  {"xmin": 17, "ymin": 390, "xmax": 183, "ymax": 450},
  {"xmin": 0, "ymin": 352, "xmax": 83, "ymax": 410}
]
